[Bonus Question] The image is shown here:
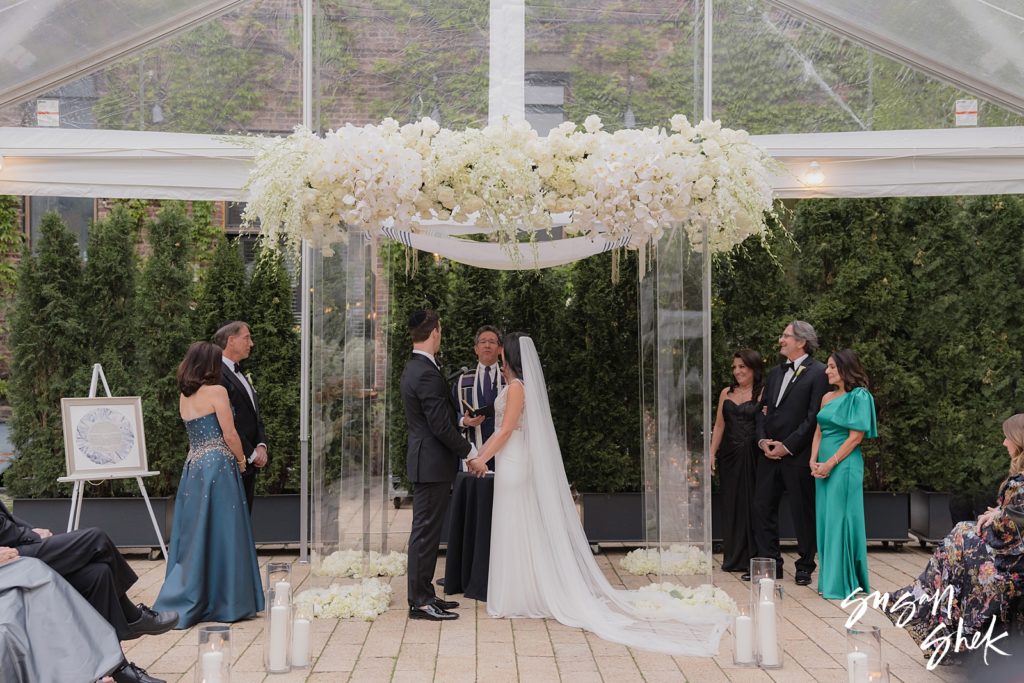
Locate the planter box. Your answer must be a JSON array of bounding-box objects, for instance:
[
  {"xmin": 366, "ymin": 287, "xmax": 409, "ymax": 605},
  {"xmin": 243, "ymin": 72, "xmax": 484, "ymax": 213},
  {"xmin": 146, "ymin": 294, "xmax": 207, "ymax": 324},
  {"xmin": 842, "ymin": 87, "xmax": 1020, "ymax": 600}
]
[
  {"xmin": 864, "ymin": 491, "xmax": 910, "ymax": 543},
  {"xmin": 580, "ymin": 492, "xmax": 643, "ymax": 543},
  {"xmin": 712, "ymin": 491, "xmax": 910, "ymax": 545},
  {"xmin": 252, "ymin": 494, "xmax": 307, "ymax": 545},
  {"xmin": 13, "ymin": 497, "xmax": 173, "ymax": 549},
  {"xmin": 909, "ymin": 490, "xmax": 954, "ymax": 546}
]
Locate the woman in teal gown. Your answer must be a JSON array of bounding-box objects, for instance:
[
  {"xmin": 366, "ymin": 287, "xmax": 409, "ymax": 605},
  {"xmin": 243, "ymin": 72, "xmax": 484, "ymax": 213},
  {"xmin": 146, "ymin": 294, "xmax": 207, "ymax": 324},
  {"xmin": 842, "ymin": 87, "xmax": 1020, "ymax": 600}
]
[
  {"xmin": 154, "ymin": 342, "xmax": 264, "ymax": 627},
  {"xmin": 810, "ymin": 349, "xmax": 877, "ymax": 600}
]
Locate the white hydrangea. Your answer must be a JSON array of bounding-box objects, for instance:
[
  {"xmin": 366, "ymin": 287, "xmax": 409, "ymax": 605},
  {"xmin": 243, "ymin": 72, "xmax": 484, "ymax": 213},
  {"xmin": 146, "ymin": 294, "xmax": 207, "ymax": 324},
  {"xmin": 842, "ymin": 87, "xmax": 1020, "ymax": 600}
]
[
  {"xmin": 620, "ymin": 544, "xmax": 712, "ymax": 577},
  {"xmin": 294, "ymin": 578, "xmax": 393, "ymax": 620},
  {"xmin": 313, "ymin": 550, "xmax": 408, "ymax": 579},
  {"xmin": 241, "ymin": 114, "xmax": 775, "ymax": 257},
  {"xmin": 638, "ymin": 581, "xmax": 738, "ymax": 615}
]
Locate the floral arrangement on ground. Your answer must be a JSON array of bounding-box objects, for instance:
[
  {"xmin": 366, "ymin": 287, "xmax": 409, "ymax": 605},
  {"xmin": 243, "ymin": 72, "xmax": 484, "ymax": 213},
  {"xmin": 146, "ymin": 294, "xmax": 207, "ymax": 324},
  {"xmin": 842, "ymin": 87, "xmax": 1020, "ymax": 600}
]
[
  {"xmin": 620, "ymin": 544, "xmax": 712, "ymax": 576},
  {"xmin": 295, "ymin": 578, "xmax": 393, "ymax": 620},
  {"xmin": 242, "ymin": 115, "xmax": 775, "ymax": 256},
  {"xmin": 635, "ymin": 582, "xmax": 737, "ymax": 615},
  {"xmin": 313, "ymin": 549, "xmax": 407, "ymax": 578}
]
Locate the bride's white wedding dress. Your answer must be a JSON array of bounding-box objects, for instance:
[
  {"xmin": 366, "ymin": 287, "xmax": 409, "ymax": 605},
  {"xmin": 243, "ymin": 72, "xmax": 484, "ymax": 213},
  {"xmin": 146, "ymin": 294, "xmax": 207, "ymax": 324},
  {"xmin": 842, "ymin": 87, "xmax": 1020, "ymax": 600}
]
[{"xmin": 486, "ymin": 337, "xmax": 729, "ymax": 656}]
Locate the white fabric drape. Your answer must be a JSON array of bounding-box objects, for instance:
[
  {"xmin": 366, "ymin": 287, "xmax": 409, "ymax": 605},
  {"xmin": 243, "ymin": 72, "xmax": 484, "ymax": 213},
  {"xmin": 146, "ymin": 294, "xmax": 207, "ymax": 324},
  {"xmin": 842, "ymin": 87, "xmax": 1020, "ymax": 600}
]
[{"xmin": 380, "ymin": 228, "xmax": 630, "ymax": 270}]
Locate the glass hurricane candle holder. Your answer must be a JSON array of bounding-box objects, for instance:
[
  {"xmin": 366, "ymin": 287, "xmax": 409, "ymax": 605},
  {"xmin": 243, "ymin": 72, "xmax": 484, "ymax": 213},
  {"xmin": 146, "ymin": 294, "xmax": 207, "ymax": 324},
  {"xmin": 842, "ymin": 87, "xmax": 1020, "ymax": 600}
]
[
  {"xmin": 266, "ymin": 561, "xmax": 292, "ymax": 604},
  {"xmin": 196, "ymin": 624, "xmax": 231, "ymax": 683},
  {"xmin": 847, "ymin": 625, "xmax": 887, "ymax": 683},
  {"xmin": 264, "ymin": 585, "xmax": 292, "ymax": 673}
]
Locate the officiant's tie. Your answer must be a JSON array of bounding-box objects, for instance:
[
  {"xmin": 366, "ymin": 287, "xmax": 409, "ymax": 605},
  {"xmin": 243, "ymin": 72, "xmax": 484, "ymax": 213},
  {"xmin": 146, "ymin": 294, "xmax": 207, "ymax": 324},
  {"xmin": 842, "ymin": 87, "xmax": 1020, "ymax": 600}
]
[{"xmin": 481, "ymin": 367, "xmax": 496, "ymax": 405}]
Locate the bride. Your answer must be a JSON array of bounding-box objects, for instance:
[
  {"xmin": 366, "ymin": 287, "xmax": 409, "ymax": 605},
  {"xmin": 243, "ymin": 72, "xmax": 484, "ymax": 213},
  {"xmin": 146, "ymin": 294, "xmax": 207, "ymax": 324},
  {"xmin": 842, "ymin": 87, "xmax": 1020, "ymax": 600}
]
[{"xmin": 467, "ymin": 333, "xmax": 729, "ymax": 656}]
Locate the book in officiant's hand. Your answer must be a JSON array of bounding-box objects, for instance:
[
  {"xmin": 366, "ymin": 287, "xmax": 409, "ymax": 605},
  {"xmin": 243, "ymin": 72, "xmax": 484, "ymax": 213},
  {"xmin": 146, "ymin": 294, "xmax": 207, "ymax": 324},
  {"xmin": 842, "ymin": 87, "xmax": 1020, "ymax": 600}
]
[{"xmin": 461, "ymin": 398, "xmax": 494, "ymax": 419}]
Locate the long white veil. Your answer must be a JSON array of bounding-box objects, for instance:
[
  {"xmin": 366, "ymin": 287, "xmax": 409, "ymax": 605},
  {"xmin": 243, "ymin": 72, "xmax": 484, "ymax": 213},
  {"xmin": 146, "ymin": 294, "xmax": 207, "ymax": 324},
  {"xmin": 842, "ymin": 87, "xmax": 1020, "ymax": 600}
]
[{"xmin": 516, "ymin": 336, "xmax": 729, "ymax": 656}]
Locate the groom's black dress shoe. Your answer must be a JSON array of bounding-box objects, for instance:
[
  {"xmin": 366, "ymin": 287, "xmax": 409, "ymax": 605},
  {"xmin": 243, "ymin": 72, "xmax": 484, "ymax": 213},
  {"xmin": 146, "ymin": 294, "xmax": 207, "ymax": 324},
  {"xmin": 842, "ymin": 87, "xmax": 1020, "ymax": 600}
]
[
  {"xmin": 741, "ymin": 568, "xmax": 784, "ymax": 581},
  {"xmin": 111, "ymin": 661, "xmax": 166, "ymax": 683},
  {"xmin": 410, "ymin": 603, "xmax": 459, "ymax": 621},
  {"xmin": 433, "ymin": 597, "xmax": 459, "ymax": 610},
  {"xmin": 124, "ymin": 603, "xmax": 178, "ymax": 639}
]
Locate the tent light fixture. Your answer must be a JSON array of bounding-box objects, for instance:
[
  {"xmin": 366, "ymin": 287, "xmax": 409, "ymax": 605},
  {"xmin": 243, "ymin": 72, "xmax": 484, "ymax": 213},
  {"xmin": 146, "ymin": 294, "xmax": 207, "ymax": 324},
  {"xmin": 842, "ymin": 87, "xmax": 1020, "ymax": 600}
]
[{"xmin": 804, "ymin": 160, "xmax": 825, "ymax": 186}]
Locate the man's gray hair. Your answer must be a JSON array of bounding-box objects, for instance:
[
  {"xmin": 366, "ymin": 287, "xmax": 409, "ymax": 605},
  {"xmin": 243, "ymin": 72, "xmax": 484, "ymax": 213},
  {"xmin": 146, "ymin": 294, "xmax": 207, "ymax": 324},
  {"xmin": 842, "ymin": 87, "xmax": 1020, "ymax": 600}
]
[
  {"xmin": 789, "ymin": 320, "xmax": 818, "ymax": 355},
  {"xmin": 213, "ymin": 321, "xmax": 249, "ymax": 349}
]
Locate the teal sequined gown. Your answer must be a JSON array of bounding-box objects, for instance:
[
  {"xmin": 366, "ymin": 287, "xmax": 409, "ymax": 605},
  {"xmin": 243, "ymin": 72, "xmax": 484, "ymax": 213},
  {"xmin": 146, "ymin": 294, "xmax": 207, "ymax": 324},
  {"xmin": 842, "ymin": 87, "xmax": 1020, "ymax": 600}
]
[
  {"xmin": 154, "ymin": 413, "xmax": 264, "ymax": 627},
  {"xmin": 815, "ymin": 387, "xmax": 877, "ymax": 600}
]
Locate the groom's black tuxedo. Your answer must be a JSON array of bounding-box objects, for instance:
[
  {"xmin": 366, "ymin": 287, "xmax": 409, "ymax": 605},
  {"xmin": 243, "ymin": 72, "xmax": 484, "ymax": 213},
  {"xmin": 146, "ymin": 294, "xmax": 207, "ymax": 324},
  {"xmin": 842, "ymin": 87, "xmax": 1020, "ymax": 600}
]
[
  {"xmin": 400, "ymin": 352, "xmax": 472, "ymax": 608},
  {"xmin": 221, "ymin": 363, "xmax": 266, "ymax": 514},
  {"xmin": 753, "ymin": 356, "xmax": 829, "ymax": 575}
]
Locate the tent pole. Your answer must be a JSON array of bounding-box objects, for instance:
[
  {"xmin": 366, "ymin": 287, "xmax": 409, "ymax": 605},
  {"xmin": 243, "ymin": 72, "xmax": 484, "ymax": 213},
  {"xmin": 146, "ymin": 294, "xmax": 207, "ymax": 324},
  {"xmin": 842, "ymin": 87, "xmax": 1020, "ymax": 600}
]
[{"xmin": 298, "ymin": 0, "xmax": 314, "ymax": 565}]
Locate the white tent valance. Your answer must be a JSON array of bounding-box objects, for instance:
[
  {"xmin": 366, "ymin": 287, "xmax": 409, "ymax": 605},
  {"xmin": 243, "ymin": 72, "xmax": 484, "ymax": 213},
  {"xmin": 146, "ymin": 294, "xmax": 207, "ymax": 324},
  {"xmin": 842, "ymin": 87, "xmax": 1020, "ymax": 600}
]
[{"xmin": 1, "ymin": 125, "xmax": 1024, "ymax": 203}]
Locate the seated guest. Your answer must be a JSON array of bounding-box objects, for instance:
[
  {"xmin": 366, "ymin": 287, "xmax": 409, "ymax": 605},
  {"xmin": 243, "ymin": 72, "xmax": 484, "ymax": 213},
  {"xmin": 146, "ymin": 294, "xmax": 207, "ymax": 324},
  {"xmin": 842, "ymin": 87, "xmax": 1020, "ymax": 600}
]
[
  {"xmin": 0, "ymin": 550, "xmax": 164, "ymax": 683},
  {"xmin": 0, "ymin": 500, "xmax": 177, "ymax": 643},
  {"xmin": 885, "ymin": 413, "xmax": 1024, "ymax": 663}
]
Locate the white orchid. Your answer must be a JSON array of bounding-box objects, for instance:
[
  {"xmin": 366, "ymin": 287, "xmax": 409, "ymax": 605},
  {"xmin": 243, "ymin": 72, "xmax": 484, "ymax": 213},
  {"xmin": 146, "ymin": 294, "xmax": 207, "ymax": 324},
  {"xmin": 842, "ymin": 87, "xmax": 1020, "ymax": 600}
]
[{"xmin": 242, "ymin": 115, "xmax": 775, "ymax": 256}]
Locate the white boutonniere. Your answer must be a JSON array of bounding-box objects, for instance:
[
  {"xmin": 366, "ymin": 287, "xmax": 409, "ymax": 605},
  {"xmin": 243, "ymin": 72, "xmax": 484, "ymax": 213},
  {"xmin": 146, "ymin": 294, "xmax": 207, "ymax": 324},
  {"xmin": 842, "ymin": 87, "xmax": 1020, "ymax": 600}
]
[
  {"xmin": 792, "ymin": 366, "xmax": 806, "ymax": 382},
  {"xmin": 245, "ymin": 372, "xmax": 256, "ymax": 391}
]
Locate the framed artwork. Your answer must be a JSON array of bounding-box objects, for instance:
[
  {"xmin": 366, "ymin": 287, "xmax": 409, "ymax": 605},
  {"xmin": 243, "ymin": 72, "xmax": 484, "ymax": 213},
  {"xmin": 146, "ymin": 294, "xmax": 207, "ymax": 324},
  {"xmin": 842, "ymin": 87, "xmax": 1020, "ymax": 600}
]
[{"xmin": 60, "ymin": 397, "xmax": 149, "ymax": 478}]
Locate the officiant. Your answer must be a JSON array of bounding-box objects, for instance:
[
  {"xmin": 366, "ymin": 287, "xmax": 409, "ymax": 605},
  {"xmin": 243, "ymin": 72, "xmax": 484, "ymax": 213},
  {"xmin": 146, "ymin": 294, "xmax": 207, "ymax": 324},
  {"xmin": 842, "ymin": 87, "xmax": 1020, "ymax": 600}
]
[{"xmin": 454, "ymin": 325, "xmax": 506, "ymax": 470}]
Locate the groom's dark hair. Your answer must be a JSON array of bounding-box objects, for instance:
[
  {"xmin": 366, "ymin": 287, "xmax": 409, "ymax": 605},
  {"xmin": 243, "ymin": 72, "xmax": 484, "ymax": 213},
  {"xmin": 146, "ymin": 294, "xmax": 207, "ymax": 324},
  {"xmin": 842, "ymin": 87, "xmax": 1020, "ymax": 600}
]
[
  {"xmin": 408, "ymin": 309, "xmax": 439, "ymax": 343},
  {"xmin": 502, "ymin": 332, "xmax": 526, "ymax": 380}
]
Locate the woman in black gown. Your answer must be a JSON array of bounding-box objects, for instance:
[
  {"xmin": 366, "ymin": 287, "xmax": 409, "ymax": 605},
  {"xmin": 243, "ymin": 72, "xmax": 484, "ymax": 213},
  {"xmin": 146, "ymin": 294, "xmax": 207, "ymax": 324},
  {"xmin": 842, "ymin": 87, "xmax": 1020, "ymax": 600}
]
[{"xmin": 711, "ymin": 349, "xmax": 764, "ymax": 572}]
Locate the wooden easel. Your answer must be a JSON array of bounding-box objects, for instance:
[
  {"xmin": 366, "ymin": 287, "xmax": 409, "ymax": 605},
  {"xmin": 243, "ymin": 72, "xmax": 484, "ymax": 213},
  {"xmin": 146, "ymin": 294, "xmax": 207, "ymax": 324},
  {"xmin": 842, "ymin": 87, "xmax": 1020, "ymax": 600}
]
[{"xmin": 57, "ymin": 364, "xmax": 168, "ymax": 561}]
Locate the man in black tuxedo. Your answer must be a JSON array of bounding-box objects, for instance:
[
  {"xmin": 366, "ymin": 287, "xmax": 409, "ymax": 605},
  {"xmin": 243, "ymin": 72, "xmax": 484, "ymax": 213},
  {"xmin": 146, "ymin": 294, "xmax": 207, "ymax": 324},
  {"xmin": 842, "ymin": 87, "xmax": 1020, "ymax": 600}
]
[
  {"xmin": 751, "ymin": 321, "xmax": 829, "ymax": 586},
  {"xmin": 214, "ymin": 321, "xmax": 267, "ymax": 514},
  {"xmin": 0, "ymin": 502, "xmax": 177, "ymax": 682},
  {"xmin": 454, "ymin": 325, "xmax": 503, "ymax": 470},
  {"xmin": 400, "ymin": 309, "xmax": 475, "ymax": 621}
]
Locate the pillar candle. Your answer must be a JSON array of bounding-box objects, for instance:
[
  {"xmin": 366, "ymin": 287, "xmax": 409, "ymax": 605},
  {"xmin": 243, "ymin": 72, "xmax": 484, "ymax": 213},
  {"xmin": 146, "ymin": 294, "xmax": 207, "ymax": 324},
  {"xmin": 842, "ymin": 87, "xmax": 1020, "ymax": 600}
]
[
  {"xmin": 734, "ymin": 614, "xmax": 754, "ymax": 663},
  {"xmin": 291, "ymin": 617, "xmax": 311, "ymax": 667},
  {"xmin": 200, "ymin": 650, "xmax": 223, "ymax": 683},
  {"xmin": 847, "ymin": 651, "xmax": 868, "ymax": 683},
  {"xmin": 757, "ymin": 600, "xmax": 779, "ymax": 666},
  {"xmin": 758, "ymin": 577, "xmax": 775, "ymax": 603},
  {"xmin": 274, "ymin": 581, "xmax": 291, "ymax": 606},
  {"xmin": 268, "ymin": 605, "xmax": 289, "ymax": 671}
]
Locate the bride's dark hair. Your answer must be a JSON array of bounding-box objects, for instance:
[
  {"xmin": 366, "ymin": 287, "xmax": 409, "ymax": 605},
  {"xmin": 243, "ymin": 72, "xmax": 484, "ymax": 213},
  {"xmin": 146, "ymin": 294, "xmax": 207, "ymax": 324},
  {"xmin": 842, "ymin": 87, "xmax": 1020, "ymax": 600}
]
[{"xmin": 502, "ymin": 332, "xmax": 527, "ymax": 379}]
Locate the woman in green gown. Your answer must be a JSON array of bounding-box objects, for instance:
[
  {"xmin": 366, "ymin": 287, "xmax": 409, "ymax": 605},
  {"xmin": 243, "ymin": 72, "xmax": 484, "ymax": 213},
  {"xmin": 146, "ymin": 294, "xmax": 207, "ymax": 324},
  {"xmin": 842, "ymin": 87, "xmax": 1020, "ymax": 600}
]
[{"xmin": 810, "ymin": 349, "xmax": 877, "ymax": 600}]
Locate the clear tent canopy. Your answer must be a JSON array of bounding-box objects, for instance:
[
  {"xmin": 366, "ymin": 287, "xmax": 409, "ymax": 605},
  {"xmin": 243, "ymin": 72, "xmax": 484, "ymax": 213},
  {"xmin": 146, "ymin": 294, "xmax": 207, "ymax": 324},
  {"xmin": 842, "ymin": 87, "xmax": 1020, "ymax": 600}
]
[{"xmin": 2, "ymin": 0, "xmax": 1023, "ymax": 570}]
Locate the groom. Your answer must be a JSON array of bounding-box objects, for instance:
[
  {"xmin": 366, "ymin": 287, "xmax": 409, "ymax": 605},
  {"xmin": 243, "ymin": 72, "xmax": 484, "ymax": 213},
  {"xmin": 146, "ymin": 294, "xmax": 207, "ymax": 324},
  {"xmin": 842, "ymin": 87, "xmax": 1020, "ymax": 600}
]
[{"xmin": 400, "ymin": 310, "xmax": 476, "ymax": 621}]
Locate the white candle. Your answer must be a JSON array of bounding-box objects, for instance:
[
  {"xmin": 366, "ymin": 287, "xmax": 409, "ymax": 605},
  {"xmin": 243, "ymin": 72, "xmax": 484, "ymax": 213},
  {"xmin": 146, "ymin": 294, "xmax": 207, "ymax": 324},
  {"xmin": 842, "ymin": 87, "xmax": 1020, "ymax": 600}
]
[
  {"xmin": 757, "ymin": 600, "xmax": 779, "ymax": 666},
  {"xmin": 291, "ymin": 617, "xmax": 311, "ymax": 667},
  {"xmin": 759, "ymin": 577, "xmax": 775, "ymax": 603},
  {"xmin": 274, "ymin": 580, "xmax": 291, "ymax": 606},
  {"xmin": 200, "ymin": 650, "xmax": 223, "ymax": 683},
  {"xmin": 268, "ymin": 604, "xmax": 289, "ymax": 671},
  {"xmin": 847, "ymin": 651, "xmax": 868, "ymax": 683},
  {"xmin": 734, "ymin": 614, "xmax": 754, "ymax": 663}
]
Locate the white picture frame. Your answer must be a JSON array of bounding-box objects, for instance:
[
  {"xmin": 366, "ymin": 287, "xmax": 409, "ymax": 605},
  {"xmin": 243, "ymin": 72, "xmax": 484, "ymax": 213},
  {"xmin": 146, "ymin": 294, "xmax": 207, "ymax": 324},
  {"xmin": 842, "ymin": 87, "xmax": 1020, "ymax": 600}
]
[{"xmin": 60, "ymin": 396, "xmax": 149, "ymax": 478}]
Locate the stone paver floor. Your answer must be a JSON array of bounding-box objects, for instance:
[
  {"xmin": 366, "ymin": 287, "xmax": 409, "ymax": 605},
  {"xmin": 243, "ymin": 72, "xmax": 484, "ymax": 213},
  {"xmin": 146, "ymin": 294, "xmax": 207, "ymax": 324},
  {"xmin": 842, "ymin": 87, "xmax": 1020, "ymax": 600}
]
[{"xmin": 116, "ymin": 542, "xmax": 971, "ymax": 682}]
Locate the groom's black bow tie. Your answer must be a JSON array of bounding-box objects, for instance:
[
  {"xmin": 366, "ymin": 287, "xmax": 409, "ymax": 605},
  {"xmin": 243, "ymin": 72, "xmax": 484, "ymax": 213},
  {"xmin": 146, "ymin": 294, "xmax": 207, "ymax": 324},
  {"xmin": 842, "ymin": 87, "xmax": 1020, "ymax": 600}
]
[{"xmin": 234, "ymin": 362, "xmax": 242, "ymax": 374}]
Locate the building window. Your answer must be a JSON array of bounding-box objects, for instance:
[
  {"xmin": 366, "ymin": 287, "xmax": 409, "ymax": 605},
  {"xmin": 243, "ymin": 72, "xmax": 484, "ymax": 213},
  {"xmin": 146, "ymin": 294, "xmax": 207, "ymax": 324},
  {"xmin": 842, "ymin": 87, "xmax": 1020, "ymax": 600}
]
[
  {"xmin": 223, "ymin": 201, "xmax": 301, "ymax": 318},
  {"xmin": 526, "ymin": 72, "xmax": 568, "ymax": 135},
  {"xmin": 28, "ymin": 196, "xmax": 95, "ymax": 256}
]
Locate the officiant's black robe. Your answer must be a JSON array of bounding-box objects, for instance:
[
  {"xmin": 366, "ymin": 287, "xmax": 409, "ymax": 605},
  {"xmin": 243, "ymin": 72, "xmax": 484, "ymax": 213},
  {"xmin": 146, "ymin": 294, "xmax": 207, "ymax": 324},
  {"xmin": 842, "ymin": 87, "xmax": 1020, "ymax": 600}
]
[{"xmin": 0, "ymin": 501, "xmax": 140, "ymax": 639}]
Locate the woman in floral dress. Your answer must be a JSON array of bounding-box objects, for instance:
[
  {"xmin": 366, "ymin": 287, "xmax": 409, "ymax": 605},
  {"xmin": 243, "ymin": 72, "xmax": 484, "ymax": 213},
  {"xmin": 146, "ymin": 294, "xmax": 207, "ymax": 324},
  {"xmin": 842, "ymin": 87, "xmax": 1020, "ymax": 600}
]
[{"xmin": 886, "ymin": 413, "xmax": 1024, "ymax": 661}]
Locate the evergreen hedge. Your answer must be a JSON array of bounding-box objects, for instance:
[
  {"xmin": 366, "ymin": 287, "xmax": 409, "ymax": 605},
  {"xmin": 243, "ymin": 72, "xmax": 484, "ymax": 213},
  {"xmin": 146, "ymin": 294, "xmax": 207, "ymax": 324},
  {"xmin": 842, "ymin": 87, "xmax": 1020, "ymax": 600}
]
[{"xmin": 6, "ymin": 205, "xmax": 301, "ymax": 498}]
